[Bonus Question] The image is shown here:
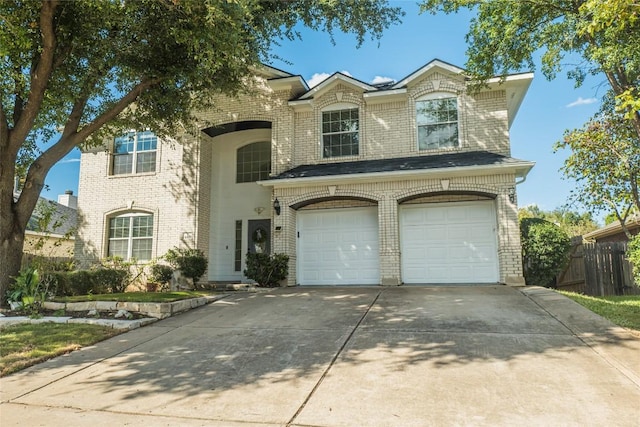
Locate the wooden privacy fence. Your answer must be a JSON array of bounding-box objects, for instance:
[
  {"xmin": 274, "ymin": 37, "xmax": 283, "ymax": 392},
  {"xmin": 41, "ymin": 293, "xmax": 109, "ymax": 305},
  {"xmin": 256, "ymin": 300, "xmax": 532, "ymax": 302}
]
[{"xmin": 556, "ymin": 240, "xmax": 640, "ymax": 296}]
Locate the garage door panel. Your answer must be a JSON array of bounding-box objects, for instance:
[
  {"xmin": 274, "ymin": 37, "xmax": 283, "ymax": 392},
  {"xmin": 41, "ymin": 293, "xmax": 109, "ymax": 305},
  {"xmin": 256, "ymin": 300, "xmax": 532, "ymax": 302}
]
[
  {"xmin": 401, "ymin": 201, "xmax": 499, "ymax": 284},
  {"xmin": 298, "ymin": 208, "xmax": 380, "ymax": 285}
]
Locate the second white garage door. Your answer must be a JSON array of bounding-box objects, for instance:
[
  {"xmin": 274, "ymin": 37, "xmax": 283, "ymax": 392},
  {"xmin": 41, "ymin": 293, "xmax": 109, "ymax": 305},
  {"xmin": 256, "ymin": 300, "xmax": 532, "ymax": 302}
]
[
  {"xmin": 400, "ymin": 201, "xmax": 499, "ymax": 284},
  {"xmin": 297, "ymin": 208, "xmax": 379, "ymax": 285}
]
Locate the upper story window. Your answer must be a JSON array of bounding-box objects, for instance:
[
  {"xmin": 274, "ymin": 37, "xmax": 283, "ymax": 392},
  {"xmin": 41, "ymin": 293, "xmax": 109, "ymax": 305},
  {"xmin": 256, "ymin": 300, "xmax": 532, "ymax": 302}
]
[
  {"xmin": 322, "ymin": 107, "xmax": 359, "ymax": 158},
  {"xmin": 416, "ymin": 95, "xmax": 459, "ymax": 150},
  {"xmin": 107, "ymin": 212, "xmax": 154, "ymax": 261},
  {"xmin": 112, "ymin": 131, "xmax": 157, "ymax": 175},
  {"xmin": 237, "ymin": 141, "xmax": 271, "ymax": 183}
]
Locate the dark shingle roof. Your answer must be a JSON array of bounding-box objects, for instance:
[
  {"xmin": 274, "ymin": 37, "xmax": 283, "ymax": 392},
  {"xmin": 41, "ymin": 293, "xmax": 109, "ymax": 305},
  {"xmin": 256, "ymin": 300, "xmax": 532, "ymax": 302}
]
[
  {"xmin": 268, "ymin": 151, "xmax": 526, "ymax": 180},
  {"xmin": 26, "ymin": 198, "xmax": 77, "ymax": 236}
]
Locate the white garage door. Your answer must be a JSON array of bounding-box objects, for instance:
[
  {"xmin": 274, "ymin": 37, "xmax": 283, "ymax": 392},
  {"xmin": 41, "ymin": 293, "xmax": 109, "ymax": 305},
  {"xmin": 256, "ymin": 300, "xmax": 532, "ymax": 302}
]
[
  {"xmin": 400, "ymin": 201, "xmax": 499, "ymax": 284},
  {"xmin": 297, "ymin": 208, "xmax": 379, "ymax": 285}
]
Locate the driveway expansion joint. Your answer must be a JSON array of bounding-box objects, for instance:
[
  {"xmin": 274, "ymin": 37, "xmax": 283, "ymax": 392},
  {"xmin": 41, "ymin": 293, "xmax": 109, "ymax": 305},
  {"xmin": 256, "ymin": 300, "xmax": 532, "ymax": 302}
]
[{"xmin": 286, "ymin": 290, "xmax": 383, "ymax": 427}]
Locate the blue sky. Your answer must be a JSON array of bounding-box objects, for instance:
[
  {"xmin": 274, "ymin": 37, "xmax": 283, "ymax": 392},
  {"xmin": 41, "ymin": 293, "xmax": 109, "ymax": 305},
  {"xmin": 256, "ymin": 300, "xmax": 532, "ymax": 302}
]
[{"xmin": 43, "ymin": 2, "xmax": 605, "ymax": 219}]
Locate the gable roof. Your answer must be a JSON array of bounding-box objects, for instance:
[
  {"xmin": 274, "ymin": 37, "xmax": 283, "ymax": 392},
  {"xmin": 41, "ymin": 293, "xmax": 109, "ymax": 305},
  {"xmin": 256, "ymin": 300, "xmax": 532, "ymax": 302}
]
[
  {"xmin": 285, "ymin": 58, "xmax": 533, "ymax": 127},
  {"xmin": 583, "ymin": 215, "xmax": 640, "ymax": 241},
  {"xmin": 296, "ymin": 72, "xmax": 378, "ymax": 100},
  {"xmin": 259, "ymin": 151, "xmax": 534, "ymax": 187},
  {"xmin": 21, "ymin": 195, "xmax": 77, "ymax": 237},
  {"xmin": 391, "ymin": 59, "xmax": 465, "ymax": 89}
]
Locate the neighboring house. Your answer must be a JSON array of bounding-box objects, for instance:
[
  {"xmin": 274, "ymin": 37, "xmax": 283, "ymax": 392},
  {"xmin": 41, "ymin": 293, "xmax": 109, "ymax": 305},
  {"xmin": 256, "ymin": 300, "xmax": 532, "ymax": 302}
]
[
  {"xmin": 583, "ymin": 216, "xmax": 640, "ymax": 243},
  {"xmin": 76, "ymin": 59, "xmax": 534, "ymax": 286},
  {"xmin": 23, "ymin": 191, "xmax": 77, "ymax": 258}
]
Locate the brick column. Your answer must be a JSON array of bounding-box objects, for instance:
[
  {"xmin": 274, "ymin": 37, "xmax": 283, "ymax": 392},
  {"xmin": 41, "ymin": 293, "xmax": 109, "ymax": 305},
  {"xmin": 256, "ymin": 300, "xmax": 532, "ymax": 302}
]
[{"xmin": 379, "ymin": 196, "xmax": 401, "ymax": 286}]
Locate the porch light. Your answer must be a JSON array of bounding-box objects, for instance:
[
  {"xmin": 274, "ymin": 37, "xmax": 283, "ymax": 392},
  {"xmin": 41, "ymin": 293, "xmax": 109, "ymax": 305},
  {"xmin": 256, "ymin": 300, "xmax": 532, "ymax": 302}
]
[
  {"xmin": 508, "ymin": 187, "xmax": 516, "ymax": 204},
  {"xmin": 273, "ymin": 198, "xmax": 281, "ymax": 216}
]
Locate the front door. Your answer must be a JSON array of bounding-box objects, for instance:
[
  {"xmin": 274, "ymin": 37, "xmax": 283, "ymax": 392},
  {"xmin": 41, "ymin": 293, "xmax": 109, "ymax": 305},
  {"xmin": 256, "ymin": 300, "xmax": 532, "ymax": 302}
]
[{"xmin": 248, "ymin": 219, "xmax": 271, "ymax": 254}]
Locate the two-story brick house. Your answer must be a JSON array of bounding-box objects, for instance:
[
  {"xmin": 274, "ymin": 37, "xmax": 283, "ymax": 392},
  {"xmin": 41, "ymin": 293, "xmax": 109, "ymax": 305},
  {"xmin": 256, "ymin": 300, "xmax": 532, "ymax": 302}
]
[{"xmin": 75, "ymin": 59, "xmax": 534, "ymax": 287}]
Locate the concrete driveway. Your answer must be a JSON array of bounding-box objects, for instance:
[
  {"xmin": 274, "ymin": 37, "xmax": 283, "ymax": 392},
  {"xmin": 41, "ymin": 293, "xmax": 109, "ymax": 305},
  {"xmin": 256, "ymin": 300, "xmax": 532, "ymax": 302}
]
[{"xmin": 2, "ymin": 286, "xmax": 639, "ymax": 426}]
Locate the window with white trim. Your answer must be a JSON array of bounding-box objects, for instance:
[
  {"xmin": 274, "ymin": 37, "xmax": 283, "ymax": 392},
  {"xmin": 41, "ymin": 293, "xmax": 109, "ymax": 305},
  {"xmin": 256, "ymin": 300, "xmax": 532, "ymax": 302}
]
[
  {"xmin": 107, "ymin": 213, "xmax": 153, "ymax": 261},
  {"xmin": 322, "ymin": 107, "xmax": 359, "ymax": 158},
  {"xmin": 112, "ymin": 131, "xmax": 157, "ymax": 175},
  {"xmin": 236, "ymin": 141, "xmax": 271, "ymax": 183},
  {"xmin": 416, "ymin": 95, "xmax": 459, "ymax": 150}
]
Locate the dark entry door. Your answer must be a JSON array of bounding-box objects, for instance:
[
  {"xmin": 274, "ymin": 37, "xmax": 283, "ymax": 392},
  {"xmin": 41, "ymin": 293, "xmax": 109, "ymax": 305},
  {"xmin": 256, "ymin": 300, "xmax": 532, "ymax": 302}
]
[{"xmin": 248, "ymin": 219, "xmax": 271, "ymax": 254}]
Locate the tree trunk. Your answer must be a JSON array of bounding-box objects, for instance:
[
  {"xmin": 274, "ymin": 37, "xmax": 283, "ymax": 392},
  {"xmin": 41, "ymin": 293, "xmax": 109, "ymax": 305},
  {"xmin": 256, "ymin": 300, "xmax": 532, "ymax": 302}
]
[{"xmin": 0, "ymin": 226, "xmax": 26, "ymax": 306}]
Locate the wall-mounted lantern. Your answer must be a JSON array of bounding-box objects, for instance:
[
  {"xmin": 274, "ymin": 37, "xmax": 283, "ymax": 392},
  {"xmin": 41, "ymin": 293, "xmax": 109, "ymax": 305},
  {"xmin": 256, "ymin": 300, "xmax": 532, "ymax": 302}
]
[{"xmin": 273, "ymin": 198, "xmax": 281, "ymax": 216}]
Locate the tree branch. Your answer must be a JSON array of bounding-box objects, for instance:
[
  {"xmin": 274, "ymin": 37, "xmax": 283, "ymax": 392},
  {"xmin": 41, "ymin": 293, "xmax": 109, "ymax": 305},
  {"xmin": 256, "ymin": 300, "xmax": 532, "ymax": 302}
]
[
  {"xmin": 17, "ymin": 75, "xmax": 162, "ymax": 222},
  {"xmin": 9, "ymin": 0, "xmax": 60, "ymax": 149},
  {"xmin": 76, "ymin": 77, "xmax": 161, "ymax": 141}
]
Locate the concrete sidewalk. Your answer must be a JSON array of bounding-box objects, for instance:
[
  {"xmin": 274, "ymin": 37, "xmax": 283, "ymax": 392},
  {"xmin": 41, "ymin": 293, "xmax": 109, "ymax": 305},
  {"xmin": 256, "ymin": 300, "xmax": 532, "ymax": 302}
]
[{"xmin": 1, "ymin": 286, "xmax": 639, "ymax": 426}]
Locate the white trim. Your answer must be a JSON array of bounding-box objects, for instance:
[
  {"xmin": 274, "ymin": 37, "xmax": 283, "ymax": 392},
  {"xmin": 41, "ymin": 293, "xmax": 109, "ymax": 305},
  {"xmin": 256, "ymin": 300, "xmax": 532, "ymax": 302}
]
[
  {"xmin": 259, "ymin": 161, "xmax": 535, "ymax": 188},
  {"xmin": 25, "ymin": 230, "xmax": 75, "ymax": 240},
  {"xmin": 321, "ymin": 102, "xmax": 359, "ymax": 112},
  {"xmin": 415, "ymin": 94, "xmax": 460, "ymax": 151},
  {"xmin": 267, "ymin": 76, "xmax": 309, "ymax": 93},
  {"xmin": 320, "ymin": 105, "xmax": 360, "ymax": 159},
  {"xmin": 298, "ymin": 73, "xmax": 377, "ymax": 100},
  {"xmin": 392, "ymin": 60, "xmax": 465, "ymax": 89}
]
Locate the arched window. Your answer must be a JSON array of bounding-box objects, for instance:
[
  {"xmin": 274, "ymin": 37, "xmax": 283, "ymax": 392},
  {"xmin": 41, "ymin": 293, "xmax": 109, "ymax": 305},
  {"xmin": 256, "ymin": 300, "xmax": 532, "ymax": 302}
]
[
  {"xmin": 236, "ymin": 141, "xmax": 271, "ymax": 183},
  {"xmin": 107, "ymin": 212, "xmax": 154, "ymax": 261},
  {"xmin": 321, "ymin": 104, "xmax": 359, "ymax": 158},
  {"xmin": 416, "ymin": 93, "xmax": 459, "ymax": 150}
]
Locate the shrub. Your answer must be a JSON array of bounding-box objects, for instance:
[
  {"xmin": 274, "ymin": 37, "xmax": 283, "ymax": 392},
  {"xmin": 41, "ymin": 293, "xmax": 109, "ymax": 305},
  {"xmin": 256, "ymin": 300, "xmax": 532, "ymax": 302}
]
[
  {"xmin": 150, "ymin": 263, "xmax": 173, "ymax": 284},
  {"xmin": 97, "ymin": 257, "xmax": 135, "ymax": 293},
  {"xmin": 627, "ymin": 234, "xmax": 640, "ymax": 286},
  {"xmin": 520, "ymin": 218, "xmax": 571, "ymax": 287},
  {"xmin": 165, "ymin": 248, "xmax": 207, "ymax": 284},
  {"xmin": 49, "ymin": 269, "xmax": 113, "ymax": 296},
  {"xmin": 244, "ymin": 252, "xmax": 289, "ymax": 287},
  {"xmin": 92, "ymin": 268, "xmax": 128, "ymax": 293},
  {"xmin": 65, "ymin": 270, "xmax": 97, "ymax": 295}
]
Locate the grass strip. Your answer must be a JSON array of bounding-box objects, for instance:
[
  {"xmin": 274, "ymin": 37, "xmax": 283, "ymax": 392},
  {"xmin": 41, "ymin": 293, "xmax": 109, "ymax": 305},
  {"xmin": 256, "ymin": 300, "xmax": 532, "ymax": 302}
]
[
  {"xmin": 0, "ymin": 323, "xmax": 122, "ymax": 377},
  {"xmin": 559, "ymin": 291, "xmax": 640, "ymax": 331}
]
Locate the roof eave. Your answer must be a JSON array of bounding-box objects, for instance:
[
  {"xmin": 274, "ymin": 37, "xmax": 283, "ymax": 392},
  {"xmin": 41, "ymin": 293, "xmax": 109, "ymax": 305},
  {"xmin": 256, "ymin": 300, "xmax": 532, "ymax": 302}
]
[
  {"xmin": 583, "ymin": 216, "xmax": 640, "ymax": 240},
  {"xmin": 258, "ymin": 161, "xmax": 535, "ymax": 188},
  {"xmin": 391, "ymin": 59, "xmax": 465, "ymax": 89},
  {"xmin": 298, "ymin": 73, "xmax": 377, "ymax": 100}
]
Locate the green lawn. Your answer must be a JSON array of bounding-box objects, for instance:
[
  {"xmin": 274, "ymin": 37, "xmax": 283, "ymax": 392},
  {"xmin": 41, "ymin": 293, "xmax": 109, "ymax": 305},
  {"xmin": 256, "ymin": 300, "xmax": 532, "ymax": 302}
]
[
  {"xmin": 1, "ymin": 291, "xmax": 212, "ymax": 376},
  {"xmin": 53, "ymin": 291, "xmax": 209, "ymax": 303},
  {"xmin": 559, "ymin": 292, "xmax": 640, "ymax": 331},
  {"xmin": 0, "ymin": 323, "xmax": 122, "ymax": 377}
]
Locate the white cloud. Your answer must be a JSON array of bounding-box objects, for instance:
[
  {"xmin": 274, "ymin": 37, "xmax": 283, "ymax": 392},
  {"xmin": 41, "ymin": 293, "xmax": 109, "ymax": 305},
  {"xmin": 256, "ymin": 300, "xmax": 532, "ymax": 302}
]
[
  {"xmin": 59, "ymin": 158, "xmax": 81, "ymax": 164},
  {"xmin": 566, "ymin": 97, "xmax": 598, "ymax": 108},
  {"xmin": 307, "ymin": 70, "xmax": 353, "ymax": 88},
  {"xmin": 308, "ymin": 73, "xmax": 331, "ymax": 88},
  {"xmin": 371, "ymin": 76, "xmax": 394, "ymax": 85}
]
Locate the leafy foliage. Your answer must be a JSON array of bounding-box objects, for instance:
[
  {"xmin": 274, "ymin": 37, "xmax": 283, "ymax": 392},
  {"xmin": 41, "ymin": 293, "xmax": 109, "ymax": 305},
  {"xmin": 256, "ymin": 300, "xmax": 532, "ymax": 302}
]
[
  {"xmin": 97, "ymin": 257, "xmax": 136, "ymax": 293},
  {"xmin": 165, "ymin": 248, "xmax": 207, "ymax": 284},
  {"xmin": 627, "ymin": 234, "xmax": 640, "ymax": 285},
  {"xmin": 518, "ymin": 205, "xmax": 598, "ymax": 238},
  {"xmin": 0, "ymin": 0, "xmax": 403, "ymax": 303},
  {"xmin": 149, "ymin": 263, "xmax": 174, "ymax": 285},
  {"xmin": 554, "ymin": 92, "xmax": 640, "ymax": 234},
  {"xmin": 244, "ymin": 253, "xmax": 289, "ymax": 288},
  {"xmin": 419, "ymin": 1, "xmax": 640, "ymax": 147},
  {"xmin": 520, "ymin": 218, "xmax": 572, "ymax": 287}
]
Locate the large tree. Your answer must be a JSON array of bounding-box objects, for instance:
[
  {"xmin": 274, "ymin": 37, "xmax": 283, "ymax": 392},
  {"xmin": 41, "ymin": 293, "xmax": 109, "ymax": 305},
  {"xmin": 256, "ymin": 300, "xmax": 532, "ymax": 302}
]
[
  {"xmin": 555, "ymin": 92, "xmax": 640, "ymax": 236},
  {"xmin": 420, "ymin": 0, "xmax": 640, "ymax": 138},
  {"xmin": 0, "ymin": 0, "xmax": 403, "ymax": 302}
]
